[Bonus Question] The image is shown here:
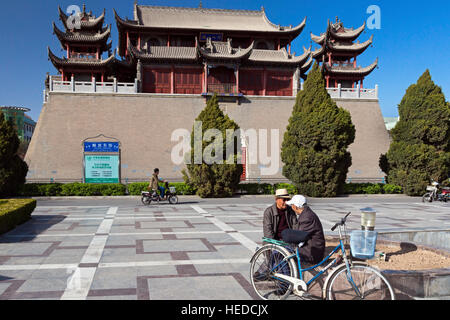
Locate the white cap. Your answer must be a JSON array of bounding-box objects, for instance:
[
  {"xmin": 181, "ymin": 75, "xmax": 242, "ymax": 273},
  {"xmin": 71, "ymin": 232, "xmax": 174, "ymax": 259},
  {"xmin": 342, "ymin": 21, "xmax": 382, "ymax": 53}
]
[{"xmin": 286, "ymin": 195, "xmax": 307, "ymax": 208}]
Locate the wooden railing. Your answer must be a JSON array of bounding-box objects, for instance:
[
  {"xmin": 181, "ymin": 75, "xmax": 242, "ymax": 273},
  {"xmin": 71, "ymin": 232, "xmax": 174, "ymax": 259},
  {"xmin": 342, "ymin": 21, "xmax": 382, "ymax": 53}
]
[{"xmin": 207, "ymin": 83, "xmax": 237, "ymax": 94}]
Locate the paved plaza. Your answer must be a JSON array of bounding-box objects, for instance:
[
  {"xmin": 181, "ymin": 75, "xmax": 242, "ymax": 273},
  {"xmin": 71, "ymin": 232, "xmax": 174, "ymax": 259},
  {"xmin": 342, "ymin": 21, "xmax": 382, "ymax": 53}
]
[{"xmin": 0, "ymin": 196, "xmax": 448, "ymax": 300}]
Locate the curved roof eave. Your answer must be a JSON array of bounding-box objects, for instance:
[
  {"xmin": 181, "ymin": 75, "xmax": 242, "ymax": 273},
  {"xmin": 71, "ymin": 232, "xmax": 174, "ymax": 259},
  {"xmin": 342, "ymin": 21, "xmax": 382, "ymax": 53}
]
[
  {"xmin": 325, "ymin": 57, "xmax": 378, "ymax": 76},
  {"xmin": 48, "ymin": 47, "xmax": 116, "ymax": 68},
  {"xmin": 329, "ymin": 34, "xmax": 373, "ymax": 53},
  {"xmin": 329, "ymin": 21, "xmax": 366, "ymax": 41},
  {"xmin": 53, "ymin": 22, "xmax": 111, "ymax": 44},
  {"xmin": 58, "ymin": 6, "xmax": 106, "ymax": 31},
  {"xmin": 198, "ymin": 41, "xmax": 254, "ymax": 60}
]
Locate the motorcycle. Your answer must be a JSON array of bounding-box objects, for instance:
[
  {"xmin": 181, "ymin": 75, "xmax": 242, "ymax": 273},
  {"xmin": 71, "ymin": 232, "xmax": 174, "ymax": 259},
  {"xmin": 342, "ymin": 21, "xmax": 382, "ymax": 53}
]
[
  {"xmin": 141, "ymin": 181, "xmax": 179, "ymax": 205},
  {"xmin": 422, "ymin": 180, "xmax": 449, "ymax": 203}
]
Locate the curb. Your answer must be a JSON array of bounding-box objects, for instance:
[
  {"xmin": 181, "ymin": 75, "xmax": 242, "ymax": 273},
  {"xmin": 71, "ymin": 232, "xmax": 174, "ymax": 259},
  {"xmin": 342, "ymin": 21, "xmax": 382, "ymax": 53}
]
[{"xmin": 29, "ymin": 194, "xmax": 417, "ymax": 201}]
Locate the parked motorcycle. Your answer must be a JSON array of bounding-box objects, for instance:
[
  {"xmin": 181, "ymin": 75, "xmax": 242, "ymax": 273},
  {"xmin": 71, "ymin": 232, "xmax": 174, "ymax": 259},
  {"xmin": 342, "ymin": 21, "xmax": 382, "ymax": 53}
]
[
  {"xmin": 141, "ymin": 182, "xmax": 179, "ymax": 205},
  {"xmin": 422, "ymin": 180, "xmax": 449, "ymax": 203}
]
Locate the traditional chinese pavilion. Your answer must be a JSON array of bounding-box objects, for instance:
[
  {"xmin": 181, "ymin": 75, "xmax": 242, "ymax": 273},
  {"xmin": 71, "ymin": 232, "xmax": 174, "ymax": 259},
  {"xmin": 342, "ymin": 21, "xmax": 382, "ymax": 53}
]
[
  {"xmin": 114, "ymin": 3, "xmax": 313, "ymax": 96},
  {"xmin": 29, "ymin": 3, "xmax": 391, "ymax": 185},
  {"xmin": 311, "ymin": 18, "xmax": 378, "ymax": 89},
  {"xmin": 48, "ymin": 5, "xmax": 125, "ymax": 82}
]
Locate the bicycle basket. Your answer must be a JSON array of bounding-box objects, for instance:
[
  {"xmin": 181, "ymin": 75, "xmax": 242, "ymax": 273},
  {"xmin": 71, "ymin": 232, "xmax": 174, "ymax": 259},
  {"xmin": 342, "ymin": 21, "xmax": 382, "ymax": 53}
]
[
  {"xmin": 350, "ymin": 230, "xmax": 377, "ymax": 260},
  {"xmin": 426, "ymin": 186, "xmax": 435, "ymax": 191},
  {"xmin": 169, "ymin": 187, "xmax": 176, "ymax": 193}
]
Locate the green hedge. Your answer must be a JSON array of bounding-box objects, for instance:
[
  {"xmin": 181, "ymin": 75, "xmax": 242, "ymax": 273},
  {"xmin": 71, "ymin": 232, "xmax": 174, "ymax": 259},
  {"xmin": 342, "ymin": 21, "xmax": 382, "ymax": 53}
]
[
  {"xmin": 343, "ymin": 183, "xmax": 403, "ymax": 195},
  {"xmin": 127, "ymin": 182, "xmax": 197, "ymax": 196},
  {"xmin": 17, "ymin": 182, "xmax": 403, "ymax": 197},
  {"xmin": 0, "ymin": 199, "xmax": 36, "ymax": 234}
]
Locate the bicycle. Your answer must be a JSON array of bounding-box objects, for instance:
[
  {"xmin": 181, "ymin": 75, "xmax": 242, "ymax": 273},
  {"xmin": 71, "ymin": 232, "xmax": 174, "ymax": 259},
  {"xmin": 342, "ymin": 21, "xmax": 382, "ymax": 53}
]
[{"xmin": 249, "ymin": 212, "xmax": 395, "ymax": 300}]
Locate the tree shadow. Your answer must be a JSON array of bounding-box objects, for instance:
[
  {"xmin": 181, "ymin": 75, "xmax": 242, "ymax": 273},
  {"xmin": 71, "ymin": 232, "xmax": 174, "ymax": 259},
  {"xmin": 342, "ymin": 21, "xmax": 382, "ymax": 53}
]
[
  {"xmin": 0, "ymin": 215, "xmax": 67, "ymax": 243},
  {"xmin": 386, "ymin": 242, "xmax": 417, "ymax": 261}
]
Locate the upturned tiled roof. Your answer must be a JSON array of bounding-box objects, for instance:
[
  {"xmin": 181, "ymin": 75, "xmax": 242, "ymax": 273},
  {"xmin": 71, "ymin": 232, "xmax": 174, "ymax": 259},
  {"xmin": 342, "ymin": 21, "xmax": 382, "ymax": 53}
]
[
  {"xmin": 53, "ymin": 22, "xmax": 111, "ymax": 44},
  {"xmin": 248, "ymin": 47, "xmax": 311, "ymax": 66},
  {"xmin": 311, "ymin": 20, "xmax": 366, "ymax": 45},
  {"xmin": 48, "ymin": 47, "xmax": 116, "ymax": 68},
  {"xmin": 116, "ymin": 5, "xmax": 306, "ymax": 35},
  {"xmin": 128, "ymin": 43, "xmax": 199, "ymax": 62},
  {"xmin": 324, "ymin": 58, "xmax": 378, "ymax": 76},
  {"xmin": 329, "ymin": 35, "xmax": 373, "ymax": 54},
  {"xmin": 197, "ymin": 39, "xmax": 254, "ymax": 60},
  {"xmin": 58, "ymin": 6, "xmax": 106, "ymax": 31}
]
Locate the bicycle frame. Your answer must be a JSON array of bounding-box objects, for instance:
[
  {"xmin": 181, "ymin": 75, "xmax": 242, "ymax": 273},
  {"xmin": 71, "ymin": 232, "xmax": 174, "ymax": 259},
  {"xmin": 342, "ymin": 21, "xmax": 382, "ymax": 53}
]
[{"xmin": 270, "ymin": 225, "xmax": 362, "ymax": 297}]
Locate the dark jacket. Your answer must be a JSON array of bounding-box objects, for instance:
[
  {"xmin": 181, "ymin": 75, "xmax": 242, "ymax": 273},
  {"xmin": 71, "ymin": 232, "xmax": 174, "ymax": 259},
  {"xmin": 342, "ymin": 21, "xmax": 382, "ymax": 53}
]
[
  {"xmin": 296, "ymin": 206, "xmax": 325, "ymax": 264},
  {"xmin": 263, "ymin": 204, "xmax": 298, "ymax": 240}
]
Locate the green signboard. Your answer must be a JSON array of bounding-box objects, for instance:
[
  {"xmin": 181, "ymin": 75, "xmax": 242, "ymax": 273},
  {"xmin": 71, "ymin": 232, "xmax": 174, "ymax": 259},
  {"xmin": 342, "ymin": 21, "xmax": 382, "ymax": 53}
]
[{"xmin": 84, "ymin": 155, "xmax": 119, "ymax": 183}]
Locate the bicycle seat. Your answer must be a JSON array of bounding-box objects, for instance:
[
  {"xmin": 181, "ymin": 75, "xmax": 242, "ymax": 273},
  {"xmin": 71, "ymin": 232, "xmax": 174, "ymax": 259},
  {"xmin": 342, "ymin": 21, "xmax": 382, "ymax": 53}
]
[{"xmin": 281, "ymin": 229, "xmax": 310, "ymax": 245}]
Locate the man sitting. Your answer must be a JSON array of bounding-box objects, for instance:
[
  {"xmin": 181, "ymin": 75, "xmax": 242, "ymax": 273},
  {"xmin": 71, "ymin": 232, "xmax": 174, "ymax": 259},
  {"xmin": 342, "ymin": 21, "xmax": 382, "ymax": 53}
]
[{"xmin": 286, "ymin": 195, "xmax": 325, "ymax": 265}]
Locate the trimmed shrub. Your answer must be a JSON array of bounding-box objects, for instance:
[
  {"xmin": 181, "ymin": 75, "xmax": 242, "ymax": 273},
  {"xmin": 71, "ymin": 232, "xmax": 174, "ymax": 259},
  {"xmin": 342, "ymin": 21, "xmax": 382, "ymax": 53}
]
[
  {"xmin": 364, "ymin": 184, "xmax": 383, "ymax": 194},
  {"xmin": 281, "ymin": 63, "xmax": 355, "ymax": 197},
  {"xmin": 0, "ymin": 112, "xmax": 28, "ymax": 197},
  {"xmin": 381, "ymin": 70, "xmax": 450, "ymax": 195},
  {"xmin": 383, "ymin": 184, "xmax": 403, "ymax": 194},
  {"xmin": 183, "ymin": 94, "xmax": 243, "ymax": 198},
  {"xmin": 60, "ymin": 183, "xmax": 126, "ymax": 196},
  {"xmin": 238, "ymin": 183, "xmax": 274, "ymax": 195},
  {"xmin": 0, "ymin": 199, "xmax": 36, "ymax": 234},
  {"xmin": 273, "ymin": 183, "xmax": 298, "ymax": 195},
  {"xmin": 18, "ymin": 183, "xmax": 63, "ymax": 197}
]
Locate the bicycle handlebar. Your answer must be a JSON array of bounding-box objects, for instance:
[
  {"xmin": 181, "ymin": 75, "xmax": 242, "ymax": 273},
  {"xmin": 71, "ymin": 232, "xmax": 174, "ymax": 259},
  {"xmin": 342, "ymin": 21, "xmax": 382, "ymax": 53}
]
[{"xmin": 331, "ymin": 212, "xmax": 351, "ymax": 231}]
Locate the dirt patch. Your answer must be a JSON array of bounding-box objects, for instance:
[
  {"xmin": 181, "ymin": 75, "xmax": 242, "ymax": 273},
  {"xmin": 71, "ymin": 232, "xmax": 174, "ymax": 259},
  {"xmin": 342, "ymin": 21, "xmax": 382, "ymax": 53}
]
[{"xmin": 325, "ymin": 239, "xmax": 450, "ymax": 271}]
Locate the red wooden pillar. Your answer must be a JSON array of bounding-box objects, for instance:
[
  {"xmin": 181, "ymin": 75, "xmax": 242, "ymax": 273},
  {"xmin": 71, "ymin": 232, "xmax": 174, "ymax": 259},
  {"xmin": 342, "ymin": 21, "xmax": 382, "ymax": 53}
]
[
  {"xmin": 204, "ymin": 64, "xmax": 208, "ymax": 93},
  {"xmin": 170, "ymin": 65, "xmax": 175, "ymax": 94},
  {"xmin": 325, "ymin": 76, "xmax": 330, "ymax": 88},
  {"xmin": 101, "ymin": 73, "xmax": 104, "ymax": 82},
  {"xmin": 360, "ymin": 79, "xmax": 364, "ymax": 89},
  {"xmin": 263, "ymin": 68, "xmax": 267, "ymax": 96},
  {"xmin": 138, "ymin": 34, "xmax": 141, "ymax": 50},
  {"xmin": 167, "ymin": 34, "xmax": 171, "ymax": 47},
  {"xmin": 125, "ymin": 31, "xmax": 129, "ymax": 57},
  {"xmin": 277, "ymin": 39, "xmax": 280, "ymax": 50},
  {"xmin": 235, "ymin": 67, "xmax": 239, "ymax": 94},
  {"xmin": 66, "ymin": 44, "xmax": 70, "ymax": 59},
  {"xmin": 353, "ymin": 55, "xmax": 357, "ymax": 68}
]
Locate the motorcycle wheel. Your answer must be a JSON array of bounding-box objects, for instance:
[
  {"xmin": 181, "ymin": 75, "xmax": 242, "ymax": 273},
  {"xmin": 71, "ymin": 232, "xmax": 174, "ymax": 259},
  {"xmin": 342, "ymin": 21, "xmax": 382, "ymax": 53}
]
[
  {"xmin": 169, "ymin": 195, "xmax": 179, "ymax": 205},
  {"xmin": 422, "ymin": 193, "xmax": 433, "ymax": 203},
  {"xmin": 141, "ymin": 196, "xmax": 152, "ymax": 206}
]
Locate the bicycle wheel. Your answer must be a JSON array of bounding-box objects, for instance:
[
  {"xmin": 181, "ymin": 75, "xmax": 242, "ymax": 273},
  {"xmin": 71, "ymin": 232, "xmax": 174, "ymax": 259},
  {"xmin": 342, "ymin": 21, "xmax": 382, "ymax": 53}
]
[
  {"xmin": 325, "ymin": 263, "xmax": 395, "ymax": 300},
  {"xmin": 141, "ymin": 196, "xmax": 151, "ymax": 206},
  {"xmin": 169, "ymin": 195, "xmax": 179, "ymax": 205},
  {"xmin": 250, "ymin": 245, "xmax": 297, "ymax": 300},
  {"xmin": 422, "ymin": 193, "xmax": 432, "ymax": 202}
]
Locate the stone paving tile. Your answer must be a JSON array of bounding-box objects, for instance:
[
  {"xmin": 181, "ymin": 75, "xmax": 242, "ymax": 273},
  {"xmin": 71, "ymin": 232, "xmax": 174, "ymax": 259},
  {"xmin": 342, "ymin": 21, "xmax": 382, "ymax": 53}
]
[{"xmin": 0, "ymin": 201, "xmax": 448, "ymax": 300}]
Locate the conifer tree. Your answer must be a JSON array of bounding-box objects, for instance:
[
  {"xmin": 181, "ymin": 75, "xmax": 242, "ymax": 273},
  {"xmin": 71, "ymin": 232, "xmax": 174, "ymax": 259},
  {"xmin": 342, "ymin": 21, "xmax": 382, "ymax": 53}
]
[
  {"xmin": 0, "ymin": 112, "xmax": 28, "ymax": 197},
  {"xmin": 183, "ymin": 95, "xmax": 243, "ymax": 198},
  {"xmin": 281, "ymin": 64, "xmax": 355, "ymax": 197},
  {"xmin": 381, "ymin": 70, "xmax": 450, "ymax": 195}
]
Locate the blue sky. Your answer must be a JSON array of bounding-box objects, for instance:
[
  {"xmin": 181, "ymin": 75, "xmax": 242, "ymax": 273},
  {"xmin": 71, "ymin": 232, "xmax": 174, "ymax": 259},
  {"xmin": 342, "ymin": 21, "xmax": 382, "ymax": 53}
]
[{"xmin": 0, "ymin": 0, "xmax": 449, "ymax": 122}]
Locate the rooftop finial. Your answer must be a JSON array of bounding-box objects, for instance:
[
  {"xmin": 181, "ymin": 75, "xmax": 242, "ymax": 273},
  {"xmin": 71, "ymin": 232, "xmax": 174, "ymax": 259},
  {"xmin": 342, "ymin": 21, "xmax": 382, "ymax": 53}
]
[
  {"xmin": 83, "ymin": 4, "xmax": 86, "ymax": 13},
  {"xmin": 199, "ymin": 0, "xmax": 203, "ymax": 8}
]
